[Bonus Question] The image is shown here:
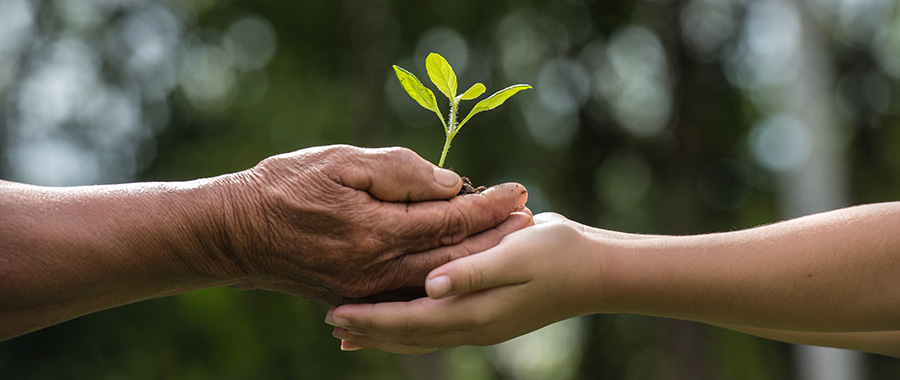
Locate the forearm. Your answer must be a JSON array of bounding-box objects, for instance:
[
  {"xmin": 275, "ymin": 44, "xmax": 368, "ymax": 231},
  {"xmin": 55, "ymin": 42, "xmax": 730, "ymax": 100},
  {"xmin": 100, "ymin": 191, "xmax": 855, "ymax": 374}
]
[
  {"xmin": 599, "ymin": 202, "xmax": 900, "ymax": 332},
  {"xmin": 0, "ymin": 178, "xmax": 240, "ymax": 339}
]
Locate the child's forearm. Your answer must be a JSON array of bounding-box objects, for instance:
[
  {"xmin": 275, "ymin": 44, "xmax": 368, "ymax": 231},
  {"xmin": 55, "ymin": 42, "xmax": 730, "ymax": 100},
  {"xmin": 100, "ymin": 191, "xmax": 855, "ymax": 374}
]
[{"xmin": 599, "ymin": 202, "xmax": 900, "ymax": 332}]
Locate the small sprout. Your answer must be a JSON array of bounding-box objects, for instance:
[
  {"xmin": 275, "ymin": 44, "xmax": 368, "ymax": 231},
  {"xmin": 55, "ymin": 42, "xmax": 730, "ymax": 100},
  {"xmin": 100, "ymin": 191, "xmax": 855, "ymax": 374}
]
[{"xmin": 393, "ymin": 52, "xmax": 532, "ymax": 167}]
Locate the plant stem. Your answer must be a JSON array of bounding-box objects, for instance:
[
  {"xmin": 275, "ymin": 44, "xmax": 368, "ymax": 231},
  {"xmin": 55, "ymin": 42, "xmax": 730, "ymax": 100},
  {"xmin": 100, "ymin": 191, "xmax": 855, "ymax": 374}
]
[
  {"xmin": 438, "ymin": 99, "xmax": 459, "ymax": 168},
  {"xmin": 438, "ymin": 134, "xmax": 451, "ymax": 168},
  {"xmin": 450, "ymin": 98, "xmax": 458, "ymax": 134}
]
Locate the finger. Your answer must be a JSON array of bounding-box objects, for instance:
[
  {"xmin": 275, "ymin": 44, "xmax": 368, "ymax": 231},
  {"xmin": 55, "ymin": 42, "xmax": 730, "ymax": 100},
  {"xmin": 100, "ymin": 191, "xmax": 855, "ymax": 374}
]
[
  {"xmin": 533, "ymin": 212, "xmax": 569, "ymax": 224},
  {"xmin": 340, "ymin": 339, "xmax": 365, "ymax": 352},
  {"xmin": 368, "ymin": 182, "xmax": 527, "ymax": 257},
  {"xmin": 520, "ymin": 206, "xmax": 533, "ymax": 218},
  {"xmin": 387, "ymin": 182, "xmax": 529, "ymax": 249},
  {"xmin": 337, "ymin": 146, "xmax": 462, "ymax": 202},
  {"xmin": 335, "ymin": 329, "xmax": 441, "ymax": 355},
  {"xmin": 425, "ymin": 232, "xmax": 531, "ymax": 299},
  {"xmin": 328, "ymin": 287, "xmax": 524, "ymax": 347},
  {"xmin": 328, "ymin": 298, "xmax": 467, "ymax": 336},
  {"xmin": 388, "ymin": 212, "xmax": 534, "ymax": 289}
]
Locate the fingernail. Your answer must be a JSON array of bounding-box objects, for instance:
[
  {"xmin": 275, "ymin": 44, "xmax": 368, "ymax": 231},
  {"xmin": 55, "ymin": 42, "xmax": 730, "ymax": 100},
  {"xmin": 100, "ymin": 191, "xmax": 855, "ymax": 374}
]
[
  {"xmin": 516, "ymin": 188, "xmax": 528, "ymax": 209},
  {"xmin": 325, "ymin": 312, "xmax": 349, "ymax": 327},
  {"xmin": 511, "ymin": 212, "xmax": 533, "ymax": 227},
  {"xmin": 433, "ymin": 167, "xmax": 460, "ymax": 188},
  {"xmin": 426, "ymin": 275, "xmax": 452, "ymax": 298},
  {"xmin": 341, "ymin": 340, "xmax": 364, "ymax": 352}
]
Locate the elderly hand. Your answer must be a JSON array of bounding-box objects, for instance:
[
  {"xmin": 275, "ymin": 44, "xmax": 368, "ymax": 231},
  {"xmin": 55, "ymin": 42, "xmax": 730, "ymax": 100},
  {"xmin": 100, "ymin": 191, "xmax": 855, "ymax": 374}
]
[
  {"xmin": 0, "ymin": 144, "xmax": 526, "ymax": 339},
  {"xmin": 212, "ymin": 145, "xmax": 529, "ymax": 304}
]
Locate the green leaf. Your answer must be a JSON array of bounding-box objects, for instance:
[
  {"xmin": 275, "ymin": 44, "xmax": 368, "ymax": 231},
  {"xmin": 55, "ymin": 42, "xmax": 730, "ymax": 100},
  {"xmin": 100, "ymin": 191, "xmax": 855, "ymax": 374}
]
[
  {"xmin": 457, "ymin": 84, "xmax": 532, "ymax": 130},
  {"xmin": 458, "ymin": 83, "xmax": 485, "ymax": 101},
  {"xmin": 393, "ymin": 65, "xmax": 441, "ymax": 115},
  {"xmin": 425, "ymin": 53, "xmax": 457, "ymax": 101}
]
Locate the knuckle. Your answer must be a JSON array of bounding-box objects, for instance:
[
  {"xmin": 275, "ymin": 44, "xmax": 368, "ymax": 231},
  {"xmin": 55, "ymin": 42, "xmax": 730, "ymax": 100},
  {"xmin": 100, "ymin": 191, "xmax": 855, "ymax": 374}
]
[
  {"xmin": 383, "ymin": 146, "xmax": 415, "ymax": 159},
  {"xmin": 379, "ymin": 147, "xmax": 423, "ymax": 174},
  {"xmin": 322, "ymin": 145, "xmax": 363, "ymax": 172},
  {"xmin": 326, "ymin": 145, "xmax": 356, "ymax": 162},
  {"xmin": 254, "ymin": 154, "xmax": 285, "ymax": 176},
  {"xmin": 336, "ymin": 164, "xmax": 366, "ymax": 184},
  {"xmin": 395, "ymin": 147, "xmax": 419, "ymax": 163},
  {"xmin": 352, "ymin": 308, "xmax": 378, "ymax": 330},
  {"xmin": 463, "ymin": 260, "xmax": 485, "ymax": 292},
  {"xmin": 380, "ymin": 147, "xmax": 420, "ymax": 174},
  {"xmin": 439, "ymin": 207, "xmax": 470, "ymax": 246},
  {"xmin": 548, "ymin": 221, "xmax": 580, "ymax": 237},
  {"xmin": 439, "ymin": 240, "xmax": 476, "ymax": 262},
  {"xmin": 325, "ymin": 144, "xmax": 357, "ymax": 156},
  {"xmin": 534, "ymin": 212, "xmax": 565, "ymax": 223},
  {"xmin": 402, "ymin": 318, "xmax": 422, "ymax": 334}
]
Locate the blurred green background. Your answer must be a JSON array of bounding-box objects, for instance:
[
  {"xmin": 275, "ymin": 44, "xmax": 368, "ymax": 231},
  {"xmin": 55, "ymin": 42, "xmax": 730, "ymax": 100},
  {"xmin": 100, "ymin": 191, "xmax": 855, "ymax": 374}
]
[{"xmin": 1, "ymin": 0, "xmax": 899, "ymax": 378}]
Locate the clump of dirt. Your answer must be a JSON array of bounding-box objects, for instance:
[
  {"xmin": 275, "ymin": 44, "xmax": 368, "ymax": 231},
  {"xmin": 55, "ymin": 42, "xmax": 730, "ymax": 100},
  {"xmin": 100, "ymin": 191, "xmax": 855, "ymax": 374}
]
[
  {"xmin": 342, "ymin": 287, "xmax": 427, "ymax": 305},
  {"xmin": 458, "ymin": 176, "xmax": 486, "ymax": 196}
]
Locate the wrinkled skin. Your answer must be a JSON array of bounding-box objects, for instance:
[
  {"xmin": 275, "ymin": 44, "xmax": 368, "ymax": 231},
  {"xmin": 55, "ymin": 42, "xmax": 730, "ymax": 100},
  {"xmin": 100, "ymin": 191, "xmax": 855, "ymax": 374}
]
[
  {"xmin": 0, "ymin": 145, "xmax": 529, "ymax": 340},
  {"xmin": 216, "ymin": 145, "xmax": 529, "ymax": 304}
]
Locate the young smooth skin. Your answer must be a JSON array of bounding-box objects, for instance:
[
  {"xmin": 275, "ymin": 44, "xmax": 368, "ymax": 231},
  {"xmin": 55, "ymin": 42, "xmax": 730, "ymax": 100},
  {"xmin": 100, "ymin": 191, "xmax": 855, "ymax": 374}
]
[
  {"xmin": 0, "ymin": 145, "xmax": 530, "ymax": 340},
  {"xmin": 327, "ymin": 204, "xmax": 900, "ymax": 357}
]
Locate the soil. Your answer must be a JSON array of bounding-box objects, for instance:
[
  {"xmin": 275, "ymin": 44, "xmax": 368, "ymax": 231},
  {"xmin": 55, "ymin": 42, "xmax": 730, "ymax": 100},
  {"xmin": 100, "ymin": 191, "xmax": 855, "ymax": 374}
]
[
  {"xmin": 458, "ymin": 175, "xmax": 486, "ymax": 196},
  {"xmin": 343, "ymin": 287, "xmax": 427, "ymax": 304}
]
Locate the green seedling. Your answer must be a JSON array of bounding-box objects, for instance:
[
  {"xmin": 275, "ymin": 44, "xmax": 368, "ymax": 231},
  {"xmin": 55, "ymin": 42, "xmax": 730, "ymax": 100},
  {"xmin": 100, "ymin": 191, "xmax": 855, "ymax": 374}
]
[{"xmin": 394, "ymin": 53, "xmax": 532, "ymax": 167}]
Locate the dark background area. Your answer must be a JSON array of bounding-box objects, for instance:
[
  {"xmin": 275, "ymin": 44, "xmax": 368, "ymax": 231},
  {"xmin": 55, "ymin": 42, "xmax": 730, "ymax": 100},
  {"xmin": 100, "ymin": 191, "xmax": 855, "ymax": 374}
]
[{"xmin": 1, "ymin": 0, "xmax": 899, "ymax": 378}]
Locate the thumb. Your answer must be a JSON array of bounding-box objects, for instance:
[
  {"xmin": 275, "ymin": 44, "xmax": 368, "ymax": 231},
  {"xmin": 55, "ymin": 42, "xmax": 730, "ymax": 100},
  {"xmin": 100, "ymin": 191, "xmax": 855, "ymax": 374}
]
[
  {"xmin": 339, "ymin": 147, "xmax": 461, "ymax": 202},
  {"xmin": 388, "ymin": 211, "xmax": 534, "ymax": 290},
  {"xmin": 424, "ymin": 239, "xmax": 526, "ymax": 299}
]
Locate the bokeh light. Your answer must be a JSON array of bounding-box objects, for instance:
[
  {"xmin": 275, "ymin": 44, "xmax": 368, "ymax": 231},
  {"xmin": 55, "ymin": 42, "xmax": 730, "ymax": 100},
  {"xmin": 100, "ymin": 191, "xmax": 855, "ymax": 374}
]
[{"xmin": 3, "ymin": 0, "xmax": 900, "ymax": 378}]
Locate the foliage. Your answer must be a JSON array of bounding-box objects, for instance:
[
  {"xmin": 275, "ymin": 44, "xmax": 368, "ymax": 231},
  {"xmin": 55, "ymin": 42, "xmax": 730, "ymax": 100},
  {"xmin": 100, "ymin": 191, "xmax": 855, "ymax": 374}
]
[
  {"xmin": 394, "ymin": 53, "xmax": 531, "ymax": 167},
  {"xmin": 1, "ymin": 0, "xmax": 900, "ymax": 379}
]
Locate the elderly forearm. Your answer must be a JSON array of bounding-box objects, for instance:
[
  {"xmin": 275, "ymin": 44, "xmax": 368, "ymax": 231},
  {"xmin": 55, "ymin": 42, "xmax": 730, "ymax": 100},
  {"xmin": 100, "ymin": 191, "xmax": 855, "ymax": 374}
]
[
  {"xmin": 599, "ymin": 202, "xmax": 900, "ymax": 332},
  {"xmin": 0, "ymin": 178, "xmax": 238, "ymax": 340}
]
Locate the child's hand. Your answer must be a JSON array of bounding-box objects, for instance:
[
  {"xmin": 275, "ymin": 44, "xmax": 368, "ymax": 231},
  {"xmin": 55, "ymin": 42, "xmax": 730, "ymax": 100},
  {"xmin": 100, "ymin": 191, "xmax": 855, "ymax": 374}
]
[{"xmin": 325, "ymin": 213, "xmax": 606, "ymax": 354}]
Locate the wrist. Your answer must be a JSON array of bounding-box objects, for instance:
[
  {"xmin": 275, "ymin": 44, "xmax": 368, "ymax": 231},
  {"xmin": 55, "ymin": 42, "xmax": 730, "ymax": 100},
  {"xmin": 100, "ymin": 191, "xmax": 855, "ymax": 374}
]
[
  {"xmin": 581, "ymin": 233, "xmax": 660, "ymax": 316},
  {"xmin": 554, "ymin": 225, "xmax": 616, "ymax": 318},
  {"xmin": 594, "ymin": 235, "xmax": 710, "ymax": 319},
  {"xmin": 169, "ymin": 173, "xmax": 259, "ymax": 287},
  {"xmin": 98, "ymin": 175, "xmax": 257, "ymax": 292}
]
